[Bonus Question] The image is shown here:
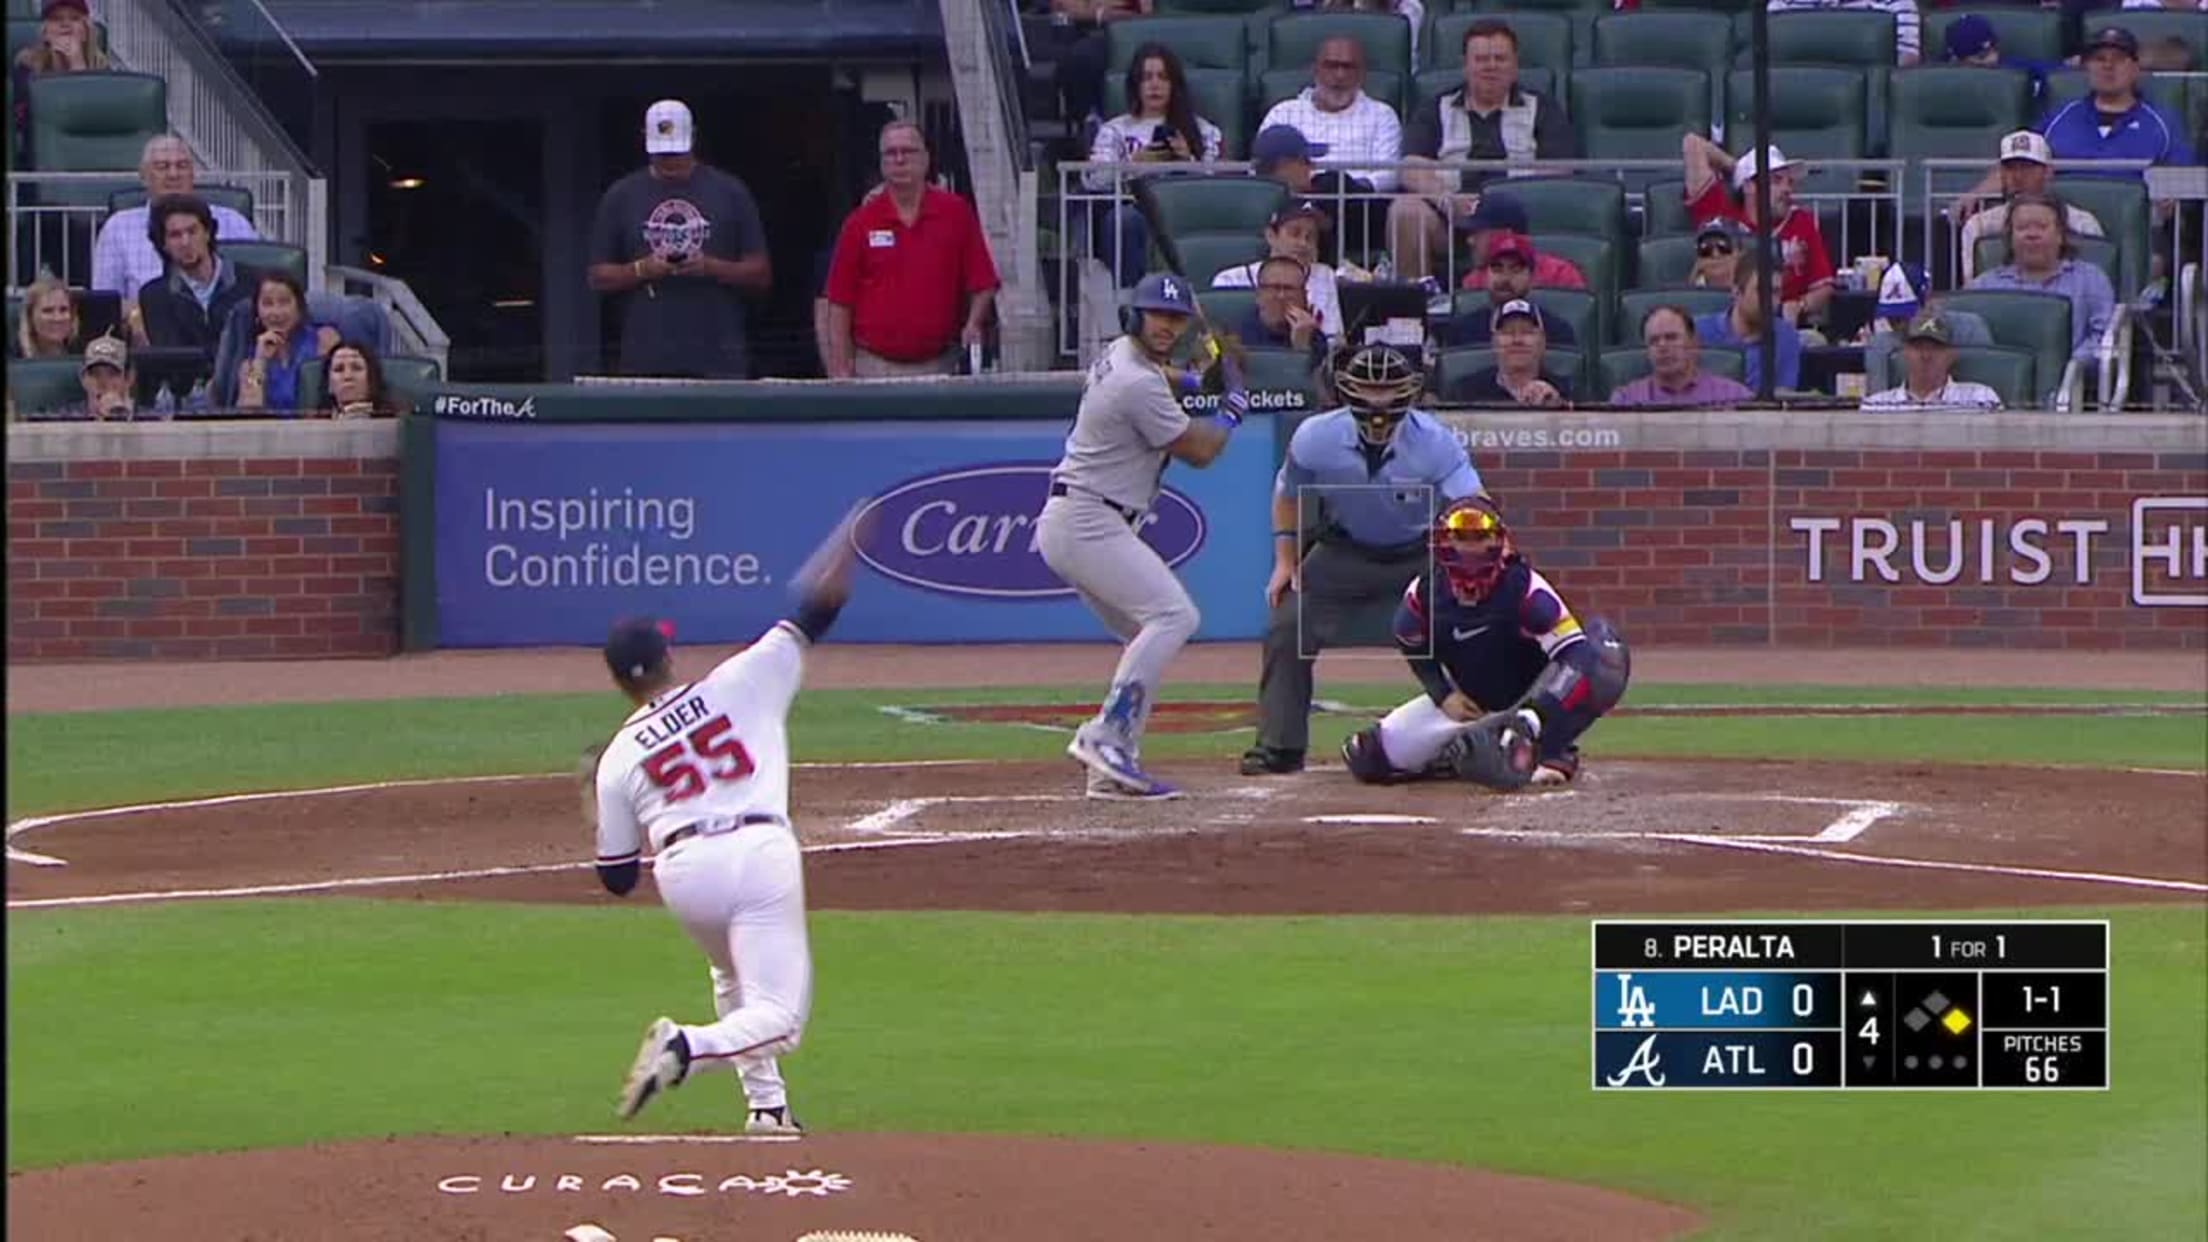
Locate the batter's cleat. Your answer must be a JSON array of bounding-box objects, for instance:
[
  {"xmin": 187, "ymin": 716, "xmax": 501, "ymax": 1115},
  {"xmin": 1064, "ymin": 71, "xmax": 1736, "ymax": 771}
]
[
  {"xmin": 1067, "ymin": 730, "xmax": 1178, "ymax": 798},
  {"xmin": 1532, "ymin": 746, "xmax": 1581, "ymax": 785},
  {"xmin": 1238, "ymin": 746, "xmax": 1304, "ymax": 776},
  {"xmin": 745, "ymin": 1105, "xmax": 804, "ymax": 1136},
  {"xmin": 616, "ymin": 1017, "xmax": 691, "ymax": 1121}
]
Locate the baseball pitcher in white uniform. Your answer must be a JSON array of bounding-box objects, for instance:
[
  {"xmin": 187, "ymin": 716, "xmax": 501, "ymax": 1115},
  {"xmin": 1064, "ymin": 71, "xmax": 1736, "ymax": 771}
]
[
  {"xmin": 1038, "ymin": 271, "xmax": 1249, "ymax": 800},
  {"xmin": 592, "ymin": 513, "xmax": 864, "ymax": 1131}
]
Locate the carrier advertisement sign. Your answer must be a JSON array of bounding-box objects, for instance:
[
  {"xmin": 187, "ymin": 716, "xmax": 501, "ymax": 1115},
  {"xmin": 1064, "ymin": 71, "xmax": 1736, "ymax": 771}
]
[{"xmin": 431, "ymin": 418, "xmax": 1274, "ymax": 646}]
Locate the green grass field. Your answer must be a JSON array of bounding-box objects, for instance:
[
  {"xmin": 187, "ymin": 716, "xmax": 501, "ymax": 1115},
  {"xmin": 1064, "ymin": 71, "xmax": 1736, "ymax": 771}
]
[{"xmin": 8, "ymin": 682, "xmax": 2206, "ymax": 1241}]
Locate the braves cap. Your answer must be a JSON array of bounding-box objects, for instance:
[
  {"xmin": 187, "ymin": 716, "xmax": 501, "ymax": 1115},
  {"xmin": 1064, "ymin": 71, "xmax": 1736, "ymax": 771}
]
[
  {"xmin": 1251, "ymin": 125, "xmax": 1329, "ymax": 171},
  {"xmin": 644, "ymin": 99, "xmax": 694, "ymax": 155},
  {"xmin": 1998, "ymin": 130, "xmax": 2052, "ymax": 166},
  {"xmin": 2082, "ymin": 26, "xmax": 2139, "ymax": 59},
  {"xmin": 604, "ymin": 616, "xmax": 674, "ymax": 683},
  {"xmin": 80, "ymin": 334, "xmax": 128, "ymax": 375},
  {"xmin": 1944, "ymin": 14, "xmax": 1997, "ymax": 62},
  {"xmin": 1268, "ymin": 198, "xmax": 1332, "ymax": 230},
  {"xmin": 1877, "ymin": 260, "xmax": 1930, "ymax": 323},
  {"xmin": 1491, "ymin": 298, "xmax": 1544, "ymax": 331},
  {"xmin": 1905, "ymin": 311, "xmax": 1954, "ymax": 346}
]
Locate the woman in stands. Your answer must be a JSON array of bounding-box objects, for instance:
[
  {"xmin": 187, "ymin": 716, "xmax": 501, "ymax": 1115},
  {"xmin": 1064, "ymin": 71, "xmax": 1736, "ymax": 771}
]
[
  {"xmin": 10, "ymin": 0, "xmax": 108, "ymax": 158},
  {"xmin": 1084, "ymin": 42, "xmax": 1224, "ymax": 288},
  {"xmin": 316, "ymin": 340, "xmax": 401, "ymax": 419},
  {"xmin": 1969, "ymin": 193, "xmax": 2117, "ymax": 359},
  {"xmin": 228, "ymin": 271, "xmax": 340, "ymax": 415},
  {"xmin": 14, "ymin": 273, "xmax": 81, "ymax": 360}
]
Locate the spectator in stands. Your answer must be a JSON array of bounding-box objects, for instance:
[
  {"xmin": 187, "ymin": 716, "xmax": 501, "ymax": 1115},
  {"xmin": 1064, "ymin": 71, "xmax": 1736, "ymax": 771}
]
[
  {"xmin": 316, "ymin": 340, "xmax": 404, "ymax": 419},
  {"xmin": 2123, "ymin": 0, "xmax": 2206, "ymax": 10},
  {"xmin": 1765, "ymin": 0, "xmax": 1920, "ymax": 65},
  {"xmin": 822, "ymin": 120, "xmax": 1000, "ymax": 378},
  {"xmin": 1696, "ymin": 251, "xmax": 1805, "ymax": 392},
  {"xmin": 14, "ymin": 273, "xmax": 80, "ymax": 360},
  {"xmin": 1446, "ymin": 299, "xmax": 1574, "ymax": 406},
  {"xmin": 1046, "ymin": 0, "xmax": 1152, "ymax": 127},
  {"xmin": 226, "ymin": 271, "xmax": 340, "ymax": 413},
  {"xmin": 1254, "ymin": 124, "xmax": 1322, "ymax": 199},
  {"xmin": 2037, "ymin": 28, "xmax": 2195, "ymax": 174},
  {"xmin": 1259, "ymin": 36, "xmax": 1402, "ymax": 258},
  {"xmin": 1690, "ymin": 220, "xmax": 1762, "ymax": 290},
  {"xmin": 1460, "ymin": 221, "xmax": 1583, "ymax": 292},
  {"xmin": 1390, "ymin": 20, "xmax": 1577, "ymax": 284},
  {"xmin": 1859, "ymin": 259, "xmax": 1993, "ymax": 374},
  {"xmin": 1940, "ymin": 15, "xmax": 2054, "ymax": 89},
  {"xmin": 1442, "ymin": 235, "xmax": 1579, "ymax": 347},
  {"xmin": 587, "ymin": 99, "xmax": 772, "ymax": 379},
  {"xmin": 1212, "ymin": 200, "xmax": 1343, "ymax": 342},
  {"xmin": 11, "ymin": 0, "xmax": 108, "ymax": 157},
  {"xmin": 1955, "ymin": 131, "xmax": 2105, "ymax": 280},
  {"xmin": 1237, "ymin": 254, "xmax": 1328, "ymax": 367},
  {"xmin": 1681, "ymin": 141, "xmax": 1835, "ymax": 326},
  {"xmin": 1611, "ymin": 306, "xmax": 1755, "ymax": 408},
  {"xmin": 1085, "ymin": 43, "xmax": 1225, "ymax": 288},
  {"xmin": 1861, "ymin": 312, "xmax": 2005, "ymax": 410},
  {"xmin": 1969, "ymin": 192, "xmax": 2118, "ymax": 355},
  {"xmin": 97, "ymin": 136, "xmax": 262, "ymax": 316},
  {"xmin": 59, "ymin": 334, "xmax": 138, "ymax": 422},
  {"xmin": 134, "ymin": 195, "xmax": 253, "ymax": 357}
]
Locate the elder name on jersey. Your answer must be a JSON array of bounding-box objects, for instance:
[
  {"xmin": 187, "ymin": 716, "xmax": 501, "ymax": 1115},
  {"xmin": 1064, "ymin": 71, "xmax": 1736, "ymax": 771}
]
[{"xmin": 632, "ymin": 692, "xmax": 710, "ymax": 752}]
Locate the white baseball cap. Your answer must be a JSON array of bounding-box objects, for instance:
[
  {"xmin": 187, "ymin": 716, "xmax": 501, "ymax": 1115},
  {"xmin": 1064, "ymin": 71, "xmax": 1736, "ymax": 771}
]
[
  {"xmin": 1730, "ymin": 145, "xmax": 1797, "ymax": 191},
  {"xmin": 1997, "ymin": 129, "xmax": 2052, "ymax": 166},
  {"xmin": 644, "ymin": 100, "xmax": 694, "ymax": 156}
]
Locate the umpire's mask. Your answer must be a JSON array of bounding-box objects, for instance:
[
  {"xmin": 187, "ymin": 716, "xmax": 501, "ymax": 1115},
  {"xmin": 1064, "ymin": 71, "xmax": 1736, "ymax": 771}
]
[{"xmin": 1333, "ymin": 344, "xmax": 1423, "ymax": 446}]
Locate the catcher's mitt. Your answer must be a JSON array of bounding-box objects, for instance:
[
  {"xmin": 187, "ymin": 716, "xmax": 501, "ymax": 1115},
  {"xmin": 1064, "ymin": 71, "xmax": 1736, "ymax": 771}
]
[{"xmin": 1446, "ymin": 712, "xmax": 1539, "ymax": 791}]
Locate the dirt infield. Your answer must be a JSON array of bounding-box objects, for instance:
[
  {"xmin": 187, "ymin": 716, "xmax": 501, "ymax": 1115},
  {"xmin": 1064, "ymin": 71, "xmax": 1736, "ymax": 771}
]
[{"xmin": 8, "ymin": 643, "xmax": 2204, "ymax": 1241}]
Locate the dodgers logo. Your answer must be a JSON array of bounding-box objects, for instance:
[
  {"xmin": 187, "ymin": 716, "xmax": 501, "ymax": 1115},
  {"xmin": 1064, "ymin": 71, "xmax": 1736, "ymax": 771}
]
[
  {"xmin": 1615, "ymin": 972, "xmax": 1657, "ymax": 1029},
  {"xmin": 852, "ymin": 464, "xmax": 1207, "ymax": 599}
]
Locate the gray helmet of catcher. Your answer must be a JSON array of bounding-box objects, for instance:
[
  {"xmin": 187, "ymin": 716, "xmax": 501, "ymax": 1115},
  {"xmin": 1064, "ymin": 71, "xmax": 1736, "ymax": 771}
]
[{"xmin": 1332, "ymin": 343, "xmax": 1424, "ymax": 445}]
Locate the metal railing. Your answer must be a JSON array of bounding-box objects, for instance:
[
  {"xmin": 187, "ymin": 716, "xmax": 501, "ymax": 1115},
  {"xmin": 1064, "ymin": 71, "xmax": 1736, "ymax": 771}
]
[
  {"xmin": 6, "ymin": 169, "xmax": 307, "ymax": 290},
  {"xmin": 327, "ymin": 265, "xmax": 453, "ymax": 381},
  {"xmin": 942, "ymin": 0, "xmax": 1051, "ymax": 370},
  {"xmin": 1053, "ymin": 157, "xmax": 1908, "ymax": 365}
]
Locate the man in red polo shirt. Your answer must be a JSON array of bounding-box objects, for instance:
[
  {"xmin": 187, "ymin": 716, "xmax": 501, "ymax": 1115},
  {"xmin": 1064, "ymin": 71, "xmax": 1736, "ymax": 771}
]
[
  {"xmin": 822, "ymin": 120, "xmax": 1001, "ymax": 377},
  {"xmin": 1680, "ymin": 137, "xmax": 1834, "ymax": 328}
]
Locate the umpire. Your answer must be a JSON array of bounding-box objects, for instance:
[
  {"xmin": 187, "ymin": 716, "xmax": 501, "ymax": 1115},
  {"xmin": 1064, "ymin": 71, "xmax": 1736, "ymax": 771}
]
[{"xmin": 1241, "ymin": 344, "xmax": 1484, "ymax": 775}]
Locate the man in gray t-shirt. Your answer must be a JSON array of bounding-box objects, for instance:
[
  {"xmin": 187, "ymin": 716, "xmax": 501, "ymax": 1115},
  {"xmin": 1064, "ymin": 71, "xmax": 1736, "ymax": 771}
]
[
  {"xmin": 588, "ymin": 99, "xmax": 772, "ymax": 379},
  {"xmin": 1037, "ymin": 272, "xmax": 1246, "ymax": 801}
]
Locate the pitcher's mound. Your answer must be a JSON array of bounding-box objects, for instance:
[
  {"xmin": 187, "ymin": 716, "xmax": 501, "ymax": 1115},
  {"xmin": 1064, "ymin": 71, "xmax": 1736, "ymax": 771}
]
[{"xmin": 7, "ymin": 1131, "xmax": 1702, "ymax": 1241}]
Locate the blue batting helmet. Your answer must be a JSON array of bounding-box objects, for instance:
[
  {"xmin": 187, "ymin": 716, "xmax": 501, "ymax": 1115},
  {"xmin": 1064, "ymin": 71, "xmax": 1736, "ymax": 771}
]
[{"xmin": 1129, "ymin": 272, "xmax": 1196, "ymax": 316}]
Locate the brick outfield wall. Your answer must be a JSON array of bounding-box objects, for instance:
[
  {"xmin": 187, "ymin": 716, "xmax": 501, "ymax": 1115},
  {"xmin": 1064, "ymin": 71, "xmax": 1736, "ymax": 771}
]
[
  {"xmin": 1477, "ymin": 448, "xmax": 2208, "ymax": 649},
  {"xmin": 7, "ymin": 457, "xmax": 400, "ymax": 661}
]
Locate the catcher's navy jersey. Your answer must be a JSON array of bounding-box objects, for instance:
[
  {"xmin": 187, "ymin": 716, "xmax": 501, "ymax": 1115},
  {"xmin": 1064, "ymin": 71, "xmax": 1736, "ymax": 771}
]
[{"xmin": 1392, "ymin": 559, "xmax": 1587, "ymax": 711}]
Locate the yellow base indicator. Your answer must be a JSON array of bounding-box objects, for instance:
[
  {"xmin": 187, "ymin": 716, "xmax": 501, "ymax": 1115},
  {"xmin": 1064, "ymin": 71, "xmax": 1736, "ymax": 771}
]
[{"xmin": 1942, "ymin": 1008, "xmax": 1973, "ymax": 1035}]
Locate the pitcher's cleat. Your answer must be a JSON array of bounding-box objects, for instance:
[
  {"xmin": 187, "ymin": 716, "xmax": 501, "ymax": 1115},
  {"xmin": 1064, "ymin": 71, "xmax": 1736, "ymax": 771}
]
[{"xmin": 616, "ymin": 1017, "xmax": 690, "ymax": 1121}]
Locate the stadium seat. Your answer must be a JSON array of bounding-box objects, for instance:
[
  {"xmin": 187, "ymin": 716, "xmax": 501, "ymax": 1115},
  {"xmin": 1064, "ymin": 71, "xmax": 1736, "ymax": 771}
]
[
  {"xmin": 1594, "ymin": 12, "xmax": 1730, "ymax": 126},
  {"xmin": 1635, "ymin": 234, "xmax": 1702, "ymax": 287},
  {"xmin": 26, "ymin": 72, "xmax": 167, "ymax": 207},
  {"xmin": 219, "ymin": 239, "xmax": 310, "ymax": 288},
  {"xmin": 1197, "ymin": 287, "xmax": 1257, "ymax": 330},
  {"xmin": 1408, "ymin": 65, "xmax": 1558, "ymax": 129},
  {"xmin": 2047, "ymin": 175, "xmax": 2150, "ymax": 302},
  {"xmin": 1436, "ymin": 345, "xmax": 1588, "ymax": 397},
  {"xmin": 1240, "ymin": 345, "xmax": 1325, "ymax": 395},
  {"xmin": 1483, "ymin": 176, "xmax": 1626, "ymax": 239},
  {"xmin": 1528, "ymin": 232, "xmax": 1620, "ymax": 340},
  {"xmin": 1616, "ymin": 286, "xmax": 1737, "ymax": 345},
  {"xmin": 1922, "ymin": 8, "xmax": 2064, "ymax": 67},
  {"xmin": 1270, "ymin": 11, "xmax": 1413, "ymax": 86},
  {"xmin": 1428, "ymin": 10, "xmax": 1574, "ymax": 73},
  {"xmin": 1640, "ymin": 179, "xmax": 1694, "ymax": 237},
  {"xmin": 1635, "ymin": 0, "xmax": 1756, "ymax": 11},
  {"xmin": 1726, "ymin": 67, "xmax": 1868, "ymax": 199},
  {"xmin": 1164, "ymin": 231, "xmax": 1269, "ymax": 286},
  {"xmin": 1743, "ymin": 11, "xmax": 1899, "ymax": 68},
  {"xmin": 1871, "ymin": 343, "xmax": 2035, "ymax": 408},
  {"xmin": 6, "ymin": 356, "xmax": 84, "ymax": 415},
  {"xmin": 1107, "ymin": 15, "xmax": 1248, "ymax": 73},
  {"xmin": 1153, "ymin": 0, "xmax": 1275, "ymax": 13},
  {"xmin": 1569, "ymin": 67, "xmax": 1711, "ymax": 192},
  {"xmin": 1101, "ymin": 67, "xmax": 1250, "ymax": 158},
  {"xmin": 1971, "ymin": 234, "xmax": 2122, "ymax": 294},
  {"xmin": 1936, "ymin": 289, "xmax": 2073, "ymax": 405},
  {"xmin": 2101, "ymin": 11, "xmax": 2208, "ymax": 71},
  {"xmin": 1258, "ymin": 65, "xmax": 1405, "ymax": 116},
  {"xmin": 1888, "ymin": 66, "xmax": 2033, "ymax": 212},
  {"xmin": 108, "ymin": 185, "xmax": 258, "ymax": 219},
  {"xmin": 1599, "ymin": 344, "xmax": 1748, "ymax": 395},
  {"xmin": 297, "ymin": 353, "xmax": 442, "ymax": 414},
  {"xmin": 1138, "ymin": 175, "xmax": 1288, "ymax": 242}
]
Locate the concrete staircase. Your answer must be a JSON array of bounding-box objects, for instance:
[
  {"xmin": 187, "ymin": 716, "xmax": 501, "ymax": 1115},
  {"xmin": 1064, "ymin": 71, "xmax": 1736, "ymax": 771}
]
[{"xmin": 939, "ymin": 0, "xmax": 1052, "ymax": 370}]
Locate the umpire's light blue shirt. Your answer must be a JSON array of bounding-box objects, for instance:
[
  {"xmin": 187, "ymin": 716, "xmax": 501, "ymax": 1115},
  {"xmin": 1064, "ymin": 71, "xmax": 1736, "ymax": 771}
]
[{"xmin": 1275, "ymin": 408, "xmax": 1483, "ymax": 549}]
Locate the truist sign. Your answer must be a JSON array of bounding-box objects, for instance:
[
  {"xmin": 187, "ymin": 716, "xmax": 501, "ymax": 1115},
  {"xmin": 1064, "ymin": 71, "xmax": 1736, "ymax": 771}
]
[
  {"xmin": 853, "ymin": 464, "xmax": 1207, "ymax": 599},
  {"xmin": 1790, "ymin": 498, "xmax": 2208, "ymax": 607}
]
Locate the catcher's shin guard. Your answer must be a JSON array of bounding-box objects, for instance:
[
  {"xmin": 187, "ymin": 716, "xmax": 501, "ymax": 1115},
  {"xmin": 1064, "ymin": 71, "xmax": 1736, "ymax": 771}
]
[
  {"xmin": 1446, "ymin": 711, "xmax": 1540, "ymax": 791},
  {"xmin": 1341, "ymin": 725, "xmax": 1400, "ymax": 784}
]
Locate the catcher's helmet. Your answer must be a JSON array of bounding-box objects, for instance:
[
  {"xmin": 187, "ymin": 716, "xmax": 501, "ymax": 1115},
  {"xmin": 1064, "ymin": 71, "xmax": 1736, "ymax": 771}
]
[
  {"xmin": 1332, "ymin": 343, "xmax": 1424, "ymax": 445},
  {"xmin": 1432, "ymin": 495, "xmax": 1515, "ymax": 605}
]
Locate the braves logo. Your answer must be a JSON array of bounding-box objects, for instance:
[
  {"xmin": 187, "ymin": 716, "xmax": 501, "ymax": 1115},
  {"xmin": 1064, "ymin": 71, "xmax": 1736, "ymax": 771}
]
[{"xmin": 643, "ymin": 197, "xmax": 712, "ymax": 262}]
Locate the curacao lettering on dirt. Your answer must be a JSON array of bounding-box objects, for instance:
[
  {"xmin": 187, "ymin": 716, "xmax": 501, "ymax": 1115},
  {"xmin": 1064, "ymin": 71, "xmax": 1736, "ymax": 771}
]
[{"xmin": 436, "ymin": 1168, "xmax": 853, "ymax": 1197}]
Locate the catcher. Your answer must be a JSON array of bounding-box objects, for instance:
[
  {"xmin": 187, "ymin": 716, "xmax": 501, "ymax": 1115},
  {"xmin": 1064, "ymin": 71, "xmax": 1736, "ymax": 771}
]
[{"xmin": 1340, "ymin": 495, "xmax": 1631, "ymax": 790}]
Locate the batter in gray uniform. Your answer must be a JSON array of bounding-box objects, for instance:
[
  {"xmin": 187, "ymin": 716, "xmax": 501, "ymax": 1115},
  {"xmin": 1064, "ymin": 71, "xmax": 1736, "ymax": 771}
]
[{"xmin": 1039, "ymin": 272, "xmax": 1247, "ymax": 800}]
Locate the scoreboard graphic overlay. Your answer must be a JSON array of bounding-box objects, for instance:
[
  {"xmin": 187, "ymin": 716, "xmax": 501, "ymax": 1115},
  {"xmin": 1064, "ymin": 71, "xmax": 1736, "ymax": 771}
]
[{"xmin": 1592, "ymin": 921, "xmax": 2109, "ymax": 1091}]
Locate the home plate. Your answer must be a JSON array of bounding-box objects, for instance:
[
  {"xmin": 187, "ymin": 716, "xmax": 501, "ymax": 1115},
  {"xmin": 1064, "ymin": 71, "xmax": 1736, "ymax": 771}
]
[{"xmin": 1304, "ymin": 813, "xmax": 1439, "ymax": 825}]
